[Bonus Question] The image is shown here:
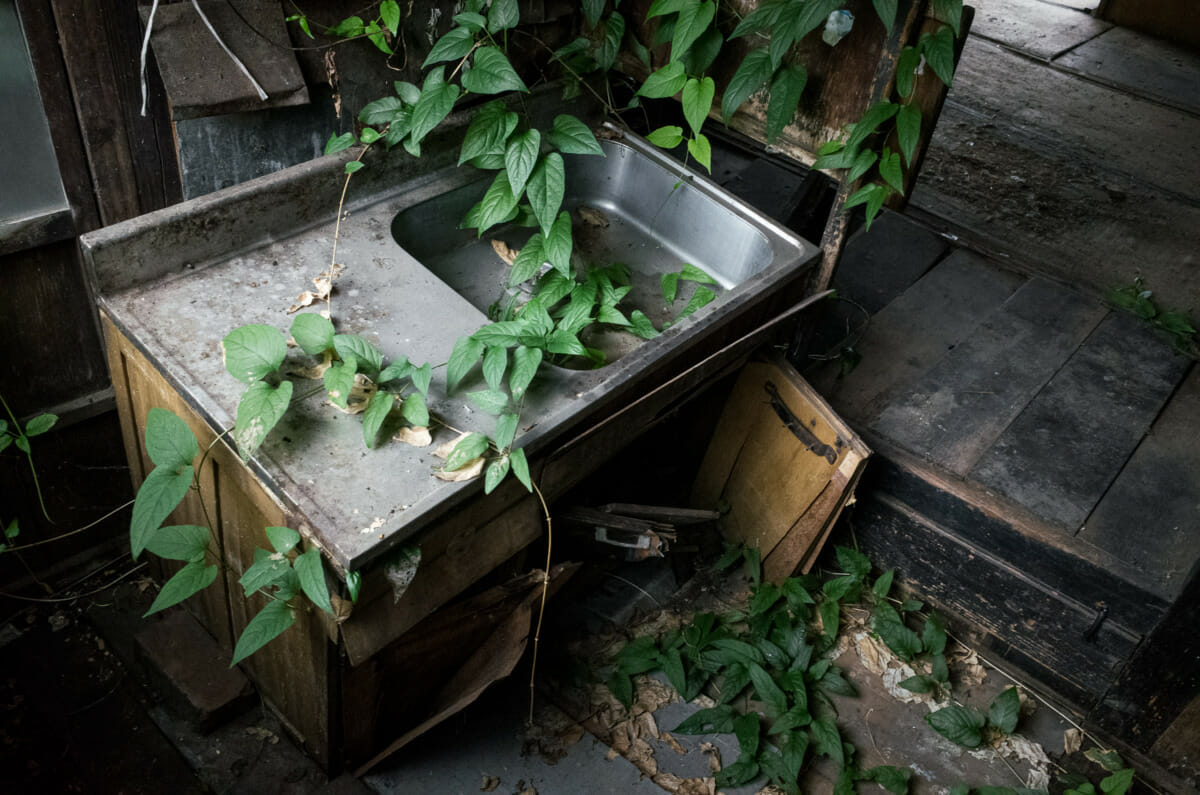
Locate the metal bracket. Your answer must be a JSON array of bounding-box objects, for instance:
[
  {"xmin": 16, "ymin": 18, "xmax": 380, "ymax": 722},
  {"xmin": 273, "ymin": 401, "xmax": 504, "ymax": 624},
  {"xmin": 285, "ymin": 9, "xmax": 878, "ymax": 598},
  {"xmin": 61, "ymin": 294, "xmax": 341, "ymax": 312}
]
[{"xmin": 764, "ymin": 381, "xmax": 839, "ymax": 464}]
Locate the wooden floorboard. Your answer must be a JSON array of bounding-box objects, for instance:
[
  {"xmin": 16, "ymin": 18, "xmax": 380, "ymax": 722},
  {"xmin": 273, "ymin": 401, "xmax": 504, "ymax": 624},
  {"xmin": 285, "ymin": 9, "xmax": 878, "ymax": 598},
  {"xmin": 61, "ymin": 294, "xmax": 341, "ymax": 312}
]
[
  {"xmin": 1055, "ymin": 26, "xmax": 1200, "ymax": 117},
  {"xmin": 815, "ymin": 249, "xmax": 1024, "ymax": 420},
  {"xmin": 970, "ymin": 310, "xmax": 1192, "ymax": 532},
  {"xmin": 968, "ymin": 0, "xmax": 1111, "ymax": 60},
  {"xmin": 871, "ymin": 276, "xmax": 1106, "ymax": 475},
  {"xmin": 832, "ymin": 209, "xmax": 952, "ymax": 315},
  {"xmin": 1080, "ymin": 366, "xmax": 1200, "ymax": 602}
]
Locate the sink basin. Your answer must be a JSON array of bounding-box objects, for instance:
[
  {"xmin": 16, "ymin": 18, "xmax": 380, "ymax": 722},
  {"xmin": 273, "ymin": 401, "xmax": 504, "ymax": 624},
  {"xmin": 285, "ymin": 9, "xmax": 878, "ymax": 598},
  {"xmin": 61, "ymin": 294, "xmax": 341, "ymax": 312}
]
[{"xmin": 81, "ymin": 106, "xmax": 820, "ymax": 572}]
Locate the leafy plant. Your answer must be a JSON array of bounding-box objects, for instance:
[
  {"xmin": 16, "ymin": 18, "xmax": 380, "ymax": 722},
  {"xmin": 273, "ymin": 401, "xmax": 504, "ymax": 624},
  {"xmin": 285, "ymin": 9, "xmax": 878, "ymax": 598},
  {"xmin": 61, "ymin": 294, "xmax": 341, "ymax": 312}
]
[
  {"xmin": 1106, "ymin": 275, "xmax": 1197, "ymax": 355},
  {"xmin": 1059, "ymin": 748, "xmax": 1136, "ymax": 795},
  {"xmin": 926, "ymin": 686, "xmax": 1020, "ymax": 748},
  {"xmin": 1, "ymin": 392, "xmax": 57, "ymax": 524}
]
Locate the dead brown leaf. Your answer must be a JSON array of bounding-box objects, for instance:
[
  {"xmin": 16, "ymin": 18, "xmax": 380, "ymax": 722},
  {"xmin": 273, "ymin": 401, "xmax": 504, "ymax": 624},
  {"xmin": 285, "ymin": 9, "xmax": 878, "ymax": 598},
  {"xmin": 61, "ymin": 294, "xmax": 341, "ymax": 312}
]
[
  {"xmin": 434, "ymin": 457, "xmax": 484, "ymax": 482},
  {"xmin": 393, "ymin": 426, "xmax": 433, "ymax": 447},
  {"xmin": 700, "ymin": 742, "xmax": 722, "ymax": 774},
  {"xmin": 286, "ymin": 348, "xmax": 334, "ymax": 379},
  {"xmin": 329, "ymin": 593, "xmax": 354, "ymax": 624},
  {"xmin": 433, "ymin": 431, "xmax": 471, "ymax": 460},
  {"xmin": 660, "ymin": 732, "xmax": 687, "ymax": 755},
  {"xmin": 1063, "ymin": 727, "xmax": 1084, "ymax": 754},
  {"xmin": 480, "ymin": 775, "xmax": 500, "ymax": 792},
  {"xmin": 490, "ymin": 239, "xmax": 519, "ymax": 266},
  {"xmin": 329, "ymin": 373, "xmax": 377, "ymax": 414}
]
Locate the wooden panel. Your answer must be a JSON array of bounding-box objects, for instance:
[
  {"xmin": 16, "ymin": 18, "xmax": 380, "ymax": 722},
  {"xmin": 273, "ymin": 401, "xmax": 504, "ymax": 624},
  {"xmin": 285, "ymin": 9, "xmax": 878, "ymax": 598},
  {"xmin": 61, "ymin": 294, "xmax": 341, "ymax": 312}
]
[
  {"xmin": 970, "ymin": 310, "xmax": 1191, "ymax": 531},
  {"xmin": 855, "ymin": 490, "xmax": 1140, "ymax": 708},
  {"xmin": 50, "ymin": 0, "xmax": 181, "ymax": 225},
  {"xmin": 871, "ymin": 277, "xmax": 1106, "ymax": 476},
  {"xmin": 103, "ymin": 316, "xmax": 232, "ymax": 650},
  {"xmin": 1056, "ymin": 26, "xmax": 1200, "ymax": 117},
  {"xmin": 1081, "ymin": 366, "xmax": 1200, "ymax": 602},
  {"xmin": 829, "ymin": 210, "xmax": 950, "ymax": 315},
  {"xmin": 1097, "ymin": 0, "xmax": 1200, "ymax": 50},
  {"xmin": 1151, "ymin": 695, "xmax": 1200, "ymax": 782},
  {"xmin": 815, "ymin": 249, "xmax": 1024, "ymax": 420},
  {"xmin": 968, "ymin": 0, "xmax": 1110, "ymax": 60}
]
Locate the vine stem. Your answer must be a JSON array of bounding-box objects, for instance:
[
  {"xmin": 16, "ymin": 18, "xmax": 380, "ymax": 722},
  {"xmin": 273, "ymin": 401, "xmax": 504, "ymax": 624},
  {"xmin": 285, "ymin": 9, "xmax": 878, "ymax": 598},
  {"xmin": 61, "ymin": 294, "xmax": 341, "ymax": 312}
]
[
  {"xmin": 0, "ymin": 499, "xmax": 134, "ymax": 554},
  {"xmin": 327, "ymin": 142, "xmax": 374, "ymax": 318},
  {"xmin": 0, "ymin": 393, "xmax": 53, "ymax": 524},
  {"xmin": 449, "ymin": 40, "xmax": 484, "ymax": 83},
  {"xmin": 511, "ymin": 29, "xmax": 624, "ymax": 120},
  {"xmin": 528, "ymin": 478, "xmax": 552, "ymax": 727}
]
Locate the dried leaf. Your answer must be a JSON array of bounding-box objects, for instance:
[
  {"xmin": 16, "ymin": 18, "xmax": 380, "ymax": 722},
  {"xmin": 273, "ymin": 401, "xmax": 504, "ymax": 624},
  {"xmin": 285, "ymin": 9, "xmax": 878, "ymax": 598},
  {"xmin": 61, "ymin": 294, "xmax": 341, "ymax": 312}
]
[
  {"xmin": 481, "ymin": 775, "xmax": 500, "ymax": 792},
  {"xmin": 433, "ymin": 431, "xmax": 471, "ymax": 459},
  {"xmin": 491, "ymin": 239, "xmax": 519, "ymax": 266},
  {"xmin": 394, "ymin": 425, "xmax": 433, "ymax": 447},
  {"xmin": 1063, "ymin": 727, "xmax": 1084, "ymax": 754},
  {"xmin": 287, "ymin": 291, "xmax": 317, "ymax": 313},
  {"xmin": 700, "ymin": 742, "xmax": 722, "ymax": 774},
  {"xmin": 329, "ymin": 593, "xmax": 354, "ymax": 624},
  {"xmin": 434, "ymin": 456, "xmax": 484, "ymax": 481},
  {"xmin": 661, "ymin": 732, "xmax": 687, "ymax": 755},
  {"xmin": 287, "ymin": 348, "xmax": 334, "ymax": 379},
  {"xmin": 329, "ymin": 373, "xmax": 377, "ymax": 414}
]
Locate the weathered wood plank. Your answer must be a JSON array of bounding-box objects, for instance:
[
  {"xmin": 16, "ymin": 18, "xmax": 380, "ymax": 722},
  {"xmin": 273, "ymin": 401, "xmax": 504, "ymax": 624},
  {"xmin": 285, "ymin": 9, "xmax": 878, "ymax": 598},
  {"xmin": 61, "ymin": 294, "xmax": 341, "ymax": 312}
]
[
  {"xmin": 968, "ymin": 0, "xmax": 1110, "ymax": 60},
  {"xmin": 816, "ymin": 249, "xmax": 1024, "ymax": 420},
  {"xmin": 1055, "ymin": 26, "xmax": 1200, "ymax": 117},
  {"xmin": 1097, "ymin": 0, "xmax": 1200, "ymax": 50},
  {"xmin": 832, "ymin": 210, "xmax": 951, "ymax": 314},
  {"xmin": 1079, "ymin": 364, "xmax": 1200, "ymax": 602},
  {"xmin": 855, "ymin": 490, "xmax": 1140, "ymax": 709},
  {"xmin": 871, "ymin": 276, "xmax": 1105, "ymax": 475},
  {"xmin": 970, "ymin": 310, "xmax": 1191, "ymax": 532}
]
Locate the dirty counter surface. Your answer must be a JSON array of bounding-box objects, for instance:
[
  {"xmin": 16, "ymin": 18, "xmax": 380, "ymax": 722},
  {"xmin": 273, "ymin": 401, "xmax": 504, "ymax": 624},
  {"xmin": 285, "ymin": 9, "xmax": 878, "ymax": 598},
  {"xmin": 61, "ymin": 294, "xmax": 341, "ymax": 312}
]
[{"xmin": 86, "ymin": 105, "xmax": 819, "ymax": 577}]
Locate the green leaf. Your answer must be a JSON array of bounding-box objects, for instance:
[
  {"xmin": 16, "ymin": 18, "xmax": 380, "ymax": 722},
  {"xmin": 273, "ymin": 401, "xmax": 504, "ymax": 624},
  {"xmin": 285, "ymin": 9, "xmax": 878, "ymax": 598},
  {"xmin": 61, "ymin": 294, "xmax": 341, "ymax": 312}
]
[
  {"xmin": 683, "ymin": 27, "xmax": 723, "ymax": 76},
  {"xmin": 475, "ymin": 169, "xmax": 520, "ymax": 234},
  {"xmin": 526, "ymin": 153, "xmax": 566, "ymax": 236},
  {"xmin": 688, "ymin": 133, "xmax": 712, "ymax": 172},
  {"xmin": 494, "ymin": 413, "xmax": 519, "ymax": 450},
  {"xmin": 358, "ymin": 127, "xmax": 381, "ymax": 145},
  {"xmin": 233, "ymin": 380, "xmax": 292, "ymax": 460},
  {"xmin": 23, "ymin": 413, "xmax": 57, "ymax": 438},
  {"xmin": 290, "ymin": 313, "xmax": 335, "ymax": 355},
  {"xmin": 1085, "ymin": 749, "xmax": 1126, "ymax": 773},
  {"xmin": 362, "ymin": 390, "xmax": 395, "ymax": 448},
  {"xmin": 988, "ymin": 686, "xmax": 1021, "ymax": 735},
  {"xmin": 836, "ymin": 546, "xmax": 871, "ymax": 580},
  {"xmin": 847, "ymin": 101, "xmax": 900, "ymax": 152},
  {"xmin": 487, "ymin": 0, "xmax": 519, "ymax": 31},
  {"xmin": 863, "ymin": 765, "xmax": 910, "ymax": 795},
  {"xmin": 328, "ymin": 15, "xmax": 364, "ymax": 37},
  {"xmin": 748, "ymin": 663, "xmax": 788, "ymax": 716},
  {"xmin": 323, "ymin": 356, "xmax": 357, "ymax": 409},
  {"xmin": 871, "ymin": 0, "xmax": 898, "ymax": 33},
  {"xmin": 661, "ymin": 272, "xmax": 681, "ymax": 304},
  {"xmin": 131, "ymin": 465, "xmax": 193, "ymax": 560},
  {"xmin": 410, "ymin": 67, "xmax": 460, "ymax": 145},
  {"xmin": 380, "ymin": 0, "xmax": 401, "ymax": 33},
  {"xmin": 730, "ymin": 1, "xmax": 780, "ymax": 38},
  {"xmin": 896, "ymin": 46, "xmax": 921, "ymax": 99},
  {"xmin": 926, "ymin": 705, "xmax": 986, "ymax": 747},
  {"xmin": 231, "ymin": 600, "xmax": 295, "ymax": 666},
  {"xmin": 629, "ymin": 311, "xmax": 660, "ymax": 339},
  {"xmin": 484, "ymin": 456, "xmax": 510, "ymax": 494},
  {"xmin": 459, "ymin": 101, "xmax": 519, "ymax": 165},
  {"xmin": 453, "ymin": 11, "xmax": 487, "ymax": 32},
  {"xmin": 681, "ymin": 77, "xmax": 716, "ymax": 136},
  {"xmin": 769, "ymin": 0, "xmax": 839, "ymax": 67},
  {"xmin": 823, "ymin": 576, "xmax": 858, "ymax": 602},
  {"xmin": 400, "ymin": 393, "xmax": 429, "ymax": 427},
  {"xmin": 896, "ymin": 104, "xmax": 921, "ymax": 167},
  {"xmin": 646, "ymin": 125, "xmax": 684, "ymax": 149},
  {"xmin": 810, "ymin": 717, "xmax": 844, "ymax": 767},
  {"xmin": 265, "ymin": 526, "xmax": 301, "ymax": 555},
  {"xmin": 510, "ymin": 232, "xmax": 546, "ymax": 285},
  {"xmin": 474, "ymin": 320, "xmax": 527, "ymax": 347},
  {"xmin": 357, "ymin": 99, "xmax": 400, "ymax": 128},
  {"xmin": 874, "ymin": 617, "xmax": 922, "ymax": 661},
  {"xmin": 608, "ymin": 670, "xmax": 634, "ymax": 709},
  {"xmin": 394, "ymin": 80, "xmax": 422, "ymax": 104},
  {"xmin": 766, "ymin": 65, "xmax": 807, "ymax": 143},
  {"xmin": 638, "ymin": 61, "xmax": 687, "ymax": 99},
  {"xmin": 222, "ymin": 325, "xmax": 287, "ymax": 384},
  {"xmin": 144, "ymin": 561, "xmax": 218, "ymax": 617},
  {"xmin": 345, "ymin": 160, "xmax": 365, "ymax": 175},
  {"xmin": 549, "ymin": 115, "xmax": 604, "ymax": 156},
  {"xmin": 921, "ymin": 613, "xmax": 947, "ymax": 656},
  {"xmin": 324, "ymin": 132, "xmax": 356, "ymax": 156},
  {"xmin": 411, "ymin": 363, "xmax": 432, "ymax": 396},
  {"xmin": 872, "ymin": 569, "xmax": 894, "ymax": 599},
  {"xmin": 848, "ymin": 149, "xmax": 878, "ymax": 182},
  {"xmin": 932, "ymin": 653, "xmax": 949, "ymax": 683},
  {"xmin": 596, "ymin": 12, "xmax": 625, "ymax": 71},
  {"xmin": 509, "ymin": 345, "xmax": 542, "ymax": 398},
  {"xmin": 581, "ymin": 0, "xmax": 606, "ymax": 25},
  {"xmin": 505, "ymin": 130, "xmax": 541, "ymax": 195},
  {"xmin": 510, "ymin": 447, "xmax": 532, "ymax": 491},
  {"xmin": 295, "ymin": 547, "xmax": 333, "ymax": 614},
  {"xmin": 14, "ymin": 436, "xmax": 28, "ymax": 454},
  {"xmin": 379, "ymin": 357, "xmax": 413, "ymax": 384},
  {"xmin": 144, "ymin": 524, "xmax": 209, "ymax": 563},
  {"xmin": 721, "ymin": 49, "xmax": 772, "ymax": 123},
  {"xmin": 597, "ymin": 305, "xmax": 630, "ymax": 326},
  {"xmin": 469, "ymin": 389, "xmax": 510, "ymax": 415},
  {"xmin": 676, "ymin": 285, "xmax": 716, "ymax": 320},
  {"xmin": 446, "ymin": 432, "xmax": 489, "ymax": 470},
  {"xmin": 818, "ymin": 669, "xmax": 858, "ymax": 697},
  {"xmin": 672, "ymin": 0, "xmax": 716, "ymax": 63},
  {"xmin": 880, "ymin": 150, "xmax": 904, "ymax": 192},
  {"xmin": 424, "ymin": 26, "xmax": 476, "ymax": 68},
  {"xmin": 345, "ymin": 570, "xmax": 362, "ymax": 603},
  {"xmin": 463, "ymin": 47, "xmax": 528, "ymax": 95},
  {"xmin": 715, "ymin": 754, "xmax": 760, "ymax": 788},
  {"xmin": 546, "ymin": 329, "xmax": 586, "ymax": 356},
  {"xmin": 145, "ymin": 408, "xmax": 199, "ymax": 470},
  {"xmin": 482, "ymin": 345, "xmax": 508, "ymax": 390},
  {"xmin": 931, "ymin": 0, "xmax": 964, "ymax": 36},
  {"xmin": 819, "ymin": 599, "xmax": 840, "ymax": 644},
  {"xmin": 899, "ymin": 674, "xmax": 936, "ymax": 694},
  {"xmin": 1100, "ymin": 768, "xmax": 1134, "ymax": 795},
  {"xmin": 544, "ymin": 211, "xmax": 573, "ymax": 277},
  {"xmin": 364, "ymin": 20, "xmax": 392, "ymax": 54},
  {"xmin": 922, "ymin": 26, "xmax": 956, "ymax": 86},
  {"xmin": 673, "ymin": 704, "xmax": 735, "ymax": 734}
]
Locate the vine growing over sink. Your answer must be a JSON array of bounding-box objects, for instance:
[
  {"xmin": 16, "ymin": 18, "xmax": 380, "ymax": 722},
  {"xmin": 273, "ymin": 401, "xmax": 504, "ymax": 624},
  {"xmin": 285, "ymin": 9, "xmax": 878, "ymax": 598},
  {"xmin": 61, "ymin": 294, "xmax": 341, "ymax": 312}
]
[{"xmin": 130, "ymin": 0, "xmax": 963, "ymax": 662}]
